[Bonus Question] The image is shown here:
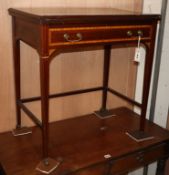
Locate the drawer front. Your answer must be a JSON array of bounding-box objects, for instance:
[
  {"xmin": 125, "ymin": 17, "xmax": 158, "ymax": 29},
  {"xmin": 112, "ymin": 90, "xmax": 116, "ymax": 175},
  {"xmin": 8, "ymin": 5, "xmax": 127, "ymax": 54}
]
[
  {"xmin": 111, "ymin": 144, "xmax": 166, "ymax": 174},
  {"xmin": 73, "ymin": 164, "xmax": 107, "ymax": 175},
  {"xmin": 144, "ymin": 143, "xmax": 166, "ymax": 163},
  {"xmin": 48, "ymin": 25, "xmax": 152, "ymax": 47}
]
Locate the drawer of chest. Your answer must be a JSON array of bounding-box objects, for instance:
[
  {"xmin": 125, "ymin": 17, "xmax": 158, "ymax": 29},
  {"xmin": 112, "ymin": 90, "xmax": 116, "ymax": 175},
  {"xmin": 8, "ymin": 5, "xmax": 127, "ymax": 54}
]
[
  {"xmin": 111, "ymin": 144, "xmax": 166, "ymax": 174},
  {"xmin": 48, "ymin": 25, "xmax": 152, "ymax": 47},
  {"xmin": 72, "ymin": 163, "xmax": 107, "ymax": 175}
]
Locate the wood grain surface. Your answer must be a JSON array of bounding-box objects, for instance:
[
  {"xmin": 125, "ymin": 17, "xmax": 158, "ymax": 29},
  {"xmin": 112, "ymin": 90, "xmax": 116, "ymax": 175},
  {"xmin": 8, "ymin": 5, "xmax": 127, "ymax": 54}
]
[{"xmin": 0, "ymin": 107, "xmax": 169, "ymax": 175}]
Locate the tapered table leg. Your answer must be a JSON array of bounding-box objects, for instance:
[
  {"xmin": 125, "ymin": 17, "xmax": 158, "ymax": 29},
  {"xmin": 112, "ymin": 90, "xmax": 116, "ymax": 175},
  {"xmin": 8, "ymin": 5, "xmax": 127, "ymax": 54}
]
[
  {"xmin": 13, "ymin": 39, "xmax": 21, "ymax": 128},
  {"xmin": 94, "ymin": 45, "xmax": 116, "ymax": 118},
  {"xmin": 36, "ymin": 57, "xmax": 60, "ymax": 174},
  {"xmin": 12, "ymin": 20, "xmax": 32, "ymax": 136},
  {"xmin": 127, "ymin": 26, "xmax": 157, "ymax": 141},
  {"xmin": 126, "ymin": 45, "xmax": 155, "ymax": 141}
]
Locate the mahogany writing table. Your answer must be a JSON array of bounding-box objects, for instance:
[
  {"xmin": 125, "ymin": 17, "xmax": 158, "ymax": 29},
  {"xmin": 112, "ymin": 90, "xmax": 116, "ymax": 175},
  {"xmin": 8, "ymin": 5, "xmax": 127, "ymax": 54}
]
[{"xmin": 8, "ymin": 8, "xmax": 168, "ymax": 174}]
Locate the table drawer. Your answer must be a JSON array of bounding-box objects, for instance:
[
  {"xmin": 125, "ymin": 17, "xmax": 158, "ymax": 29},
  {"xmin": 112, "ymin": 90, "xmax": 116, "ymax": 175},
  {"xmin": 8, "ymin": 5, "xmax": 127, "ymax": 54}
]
[
  {"xmin": 72, "ymin": 164, "xmax": 107, "ymax": 175},
  {"xmin": 144, "ymin": 143, "xmax": 166, "ymax": 163},
  {"xmin": 48, "ymin": 25, "xmax": 152, "ymax": 47},
  {"xmin": 111, "ymin": 144, "xmax": 166, "ymax": 174}
]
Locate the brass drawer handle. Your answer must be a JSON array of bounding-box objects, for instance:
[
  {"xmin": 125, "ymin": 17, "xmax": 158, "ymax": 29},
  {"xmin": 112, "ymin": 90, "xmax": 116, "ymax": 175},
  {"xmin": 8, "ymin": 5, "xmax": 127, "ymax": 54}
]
[
  {"xmin": 127, "ymin": 30, "xmax": 133, "ymax": 37},
  {"xmin": 127, "ymin": 30, "xmax": 143, "ymax": 37},
  {"xmin": 63, "ymin": 33, "xmax": 82, "ymax": 42},
  {"xmin": 137, "ymin": 30, "xmax": 143, "ymax": 36}
]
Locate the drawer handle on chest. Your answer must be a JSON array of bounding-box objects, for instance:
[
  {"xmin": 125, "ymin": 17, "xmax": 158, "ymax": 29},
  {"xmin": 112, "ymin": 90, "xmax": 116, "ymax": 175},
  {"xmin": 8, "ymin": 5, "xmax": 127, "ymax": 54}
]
[
  {"xmin": 137, "ymin": 30, "xmax": 143, "ymax": 36},
  {"xmin": 127, "ymin": 30, "xmax": 133, "ymax": 37},
  {"xmin": 63, "ymin": 33, "xmax": 83, "ymax": 42}
]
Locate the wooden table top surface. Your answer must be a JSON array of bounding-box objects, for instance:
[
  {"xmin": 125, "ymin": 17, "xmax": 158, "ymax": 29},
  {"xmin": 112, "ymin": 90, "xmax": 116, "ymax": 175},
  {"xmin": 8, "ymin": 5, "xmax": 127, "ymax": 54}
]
[
  {"xmin": 8, "ymin": 8, "xmax": 160, "ymax": 25},
  {"xmin": 0, "ymin": 107, "xmax": 169, "ymax": 175}
]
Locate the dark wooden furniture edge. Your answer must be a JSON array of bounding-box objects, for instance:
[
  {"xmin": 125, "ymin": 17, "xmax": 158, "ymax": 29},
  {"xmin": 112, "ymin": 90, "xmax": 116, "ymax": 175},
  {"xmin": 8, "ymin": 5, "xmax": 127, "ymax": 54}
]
[{"xmin": 8, "ymin": 8, "xmax": 161, "ymax": 25}]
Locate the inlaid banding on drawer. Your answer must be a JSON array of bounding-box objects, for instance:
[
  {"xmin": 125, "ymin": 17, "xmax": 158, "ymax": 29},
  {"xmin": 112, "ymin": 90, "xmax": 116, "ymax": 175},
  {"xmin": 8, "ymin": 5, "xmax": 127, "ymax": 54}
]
[
  {"xmin": 111, "ymin": 143, "xmax": 166, "ymax": 174},
  {"xmin": 48, "ymin": 25, "xmax": 152, "ymax": 47}
]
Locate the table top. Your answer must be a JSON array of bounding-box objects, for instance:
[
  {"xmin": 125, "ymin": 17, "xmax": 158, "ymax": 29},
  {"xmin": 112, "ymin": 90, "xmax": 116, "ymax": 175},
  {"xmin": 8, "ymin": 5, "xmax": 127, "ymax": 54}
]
[
  {"xmin": 8, "ymin": 8, "xmax": 161, "ymax": 25},
  {"xmin": 9, "ymin": 7, "xmax": 139, "ymax": 16}
]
